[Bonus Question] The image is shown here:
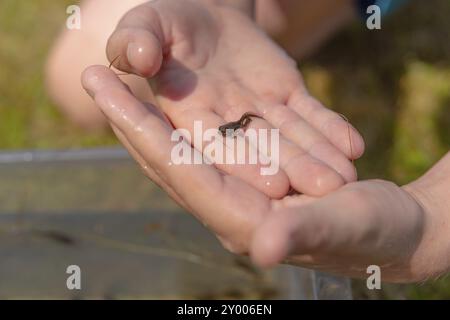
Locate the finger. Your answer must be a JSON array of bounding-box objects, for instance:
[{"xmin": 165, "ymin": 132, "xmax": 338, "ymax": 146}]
[
  {"xmin": 82, "ymin": 65, "xmax": 270, "ymax": 247},
  {"xmin": 168, "ymin": 108, "xmax": 290, "ymax": 199},
  {"xmin": 151, "ymin": 71, "xmax": 290, "ymax": 198},
  {"xmin": 288, "ymin": 91, "xmax": 365, "ymax": 160},
  {"xmin": 110, "ymin": 123, "xmax": 192, "ymax": 211},
  {"xmin": 208, "ymin": 99, "xmax": 346, "ymax": 196},
  {"xmin": 106, "ymin": 3, "xmax": 165, "ymax": 77},
  {"xmin": 156, "ymin": 84, "xmax": 292, "ymax": 199},
  {"xmin": 263, "ymin": 105, "xmax": 357, "ymax": 182},
  {"xmin": 82, "ymin": 65, "xmax": 186, "ymax": 205},
  {"xmin": 250, "ymin": 180, "xmax": 422, "ymax": 268},
  {"xmin": 250, "ymin": 190, "xmax": 363, "ymax": 268},
  {"xmin": 244, "ymin": 116, "xmax": 347, "ymax": 196},
  {"xmin": 157, "ymin": 77, "xmax": 344, "ymax": 196}
]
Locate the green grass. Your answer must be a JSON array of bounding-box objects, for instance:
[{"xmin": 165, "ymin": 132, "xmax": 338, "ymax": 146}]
[
  {"xmin": 0, "ymin": 0, "xmax": 449, "ymax": 299},
  {"xmin": 0, "ymin": 0, "xmax": 116, "ymax": 149}
]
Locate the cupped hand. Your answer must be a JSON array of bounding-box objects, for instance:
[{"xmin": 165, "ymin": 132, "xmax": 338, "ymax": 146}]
[
  {"xmin": 82, "ymin": 67, "xmax": 444, "ymax": 283},
  {"xmin": 104, "ymin": 0, "xmax": 365, "ymax": 199}
]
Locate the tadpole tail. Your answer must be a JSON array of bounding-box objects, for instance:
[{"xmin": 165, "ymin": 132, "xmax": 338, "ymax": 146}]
[
  {"xmin": 338, "ymin": 113, "xmax": 354, "ymax": 165},
  {"xmin": 108, "ymin": 55, "xmax": 130, "ymax": 76}
]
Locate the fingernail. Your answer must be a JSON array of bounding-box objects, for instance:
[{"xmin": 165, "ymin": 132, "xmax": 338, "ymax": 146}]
[
  {"xmin": 126, "ymin": 42, "xmax": 144, "ymax": 76},
  {"xmin": 82, "ymin": 72, "xmax": 101, "ymax": 96}
]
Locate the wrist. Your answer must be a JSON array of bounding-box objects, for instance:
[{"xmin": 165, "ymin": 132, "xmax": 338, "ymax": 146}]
[
  {"xmin": 404, "ymin": 153, "xmax": 450, "ymax": 216},
  {"xmin": 402, "ymin": 152, "xmax": 450, "ymax": 281}
]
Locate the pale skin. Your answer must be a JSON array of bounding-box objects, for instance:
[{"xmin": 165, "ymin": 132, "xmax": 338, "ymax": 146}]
[
  {"xmin": 102, "ymin": 0, "xmax": 366, "ymax": 199},
  {"xmin": 82, "ymin": 65, "xmax": 450, "ymax": 283},
  {"xmin": 47, "ymin": 0, "xmax": 356, "ymax": 129},
  {"xmin": 48, "ymin": 0, "xmax": 364, "ymax": 199},
  {"xmin": 76, "ymin": 0, "xmax": 450, "ymax": 282}
]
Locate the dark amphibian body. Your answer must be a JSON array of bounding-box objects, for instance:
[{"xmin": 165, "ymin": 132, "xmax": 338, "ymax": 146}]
[{"xmin": 218, "ymin": 112, "xmax": 263, "ymax": 137}]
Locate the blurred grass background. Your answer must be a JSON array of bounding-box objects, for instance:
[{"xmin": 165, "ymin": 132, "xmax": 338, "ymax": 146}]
[
  {"xmin": 0, "ymin": 0, "xmax": 116, "ymax": 148},
  {"xmin": 0, "ymin": 0, "xmax": 449, "ymax": 299}
]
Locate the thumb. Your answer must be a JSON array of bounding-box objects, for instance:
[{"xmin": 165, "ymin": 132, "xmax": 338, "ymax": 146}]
[
  {"xmin": 250, "ymin": 207, "xmax": 328, "ymax": 268},
  {"xmin": 106, "ymin": 3, "xmax": 165, "ymax": 77},
  {"xmin": 250, "ymin": 185, "xmax": 373, "ymax": 268}
]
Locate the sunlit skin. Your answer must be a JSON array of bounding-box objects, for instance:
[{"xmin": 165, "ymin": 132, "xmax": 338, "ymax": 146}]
[
  {"xmin": 81, "ymin": 0, "xmax": 450, "ymax": 282},
  {"xmin": 103, "ymin": 0, "xmax": 365, "ymax": 199},
  {"xmin": 83, "ymin": 66, "xmax": 450, "ymax": 283}
]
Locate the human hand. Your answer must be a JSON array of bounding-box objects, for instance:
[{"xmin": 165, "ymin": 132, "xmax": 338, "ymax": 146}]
[
  {"xmin": 104, "ymin": 0, "xmax": 365, "ymax": 198},
  {"xmin": 82, "ymin": 67, "xmax": 448, "ymax": 283},
  {"xmin": 252, "ymin": 180, "xmax": 439, "ymax": 283}
]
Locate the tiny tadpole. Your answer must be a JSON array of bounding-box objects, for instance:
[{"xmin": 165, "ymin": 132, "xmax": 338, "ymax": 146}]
[{"xmin": 218, "ymin": 112, "xmax": 263, "ymax": 137}]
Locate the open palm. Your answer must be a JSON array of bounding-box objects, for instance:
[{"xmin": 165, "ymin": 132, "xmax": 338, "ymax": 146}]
[
  {"xmin": 105, "ymin": 0, "xmax": 364, "ymax": 199},
  {"xmin": 82, "ymin": 65, "xmax": 434, "ymax": 282}
]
